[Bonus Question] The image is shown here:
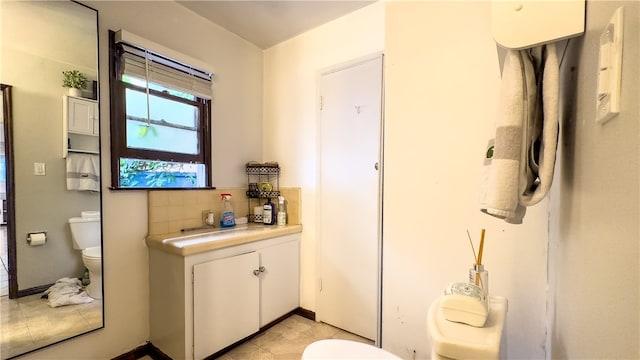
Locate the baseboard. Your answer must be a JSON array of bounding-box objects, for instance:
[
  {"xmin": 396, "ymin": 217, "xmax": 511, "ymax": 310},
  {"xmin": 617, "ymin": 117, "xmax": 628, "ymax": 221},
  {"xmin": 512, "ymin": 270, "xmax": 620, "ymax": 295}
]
[
  {"xmin": 295, "ymin": 307, "xmax": 316, "ymax": 321},
  {"xmin": 111, "ymin": 342, "xmax": 170, "ymax": 360},
  {"xmin": 17, "ymin": 283, "xmax": 53, "ymax": 298}
]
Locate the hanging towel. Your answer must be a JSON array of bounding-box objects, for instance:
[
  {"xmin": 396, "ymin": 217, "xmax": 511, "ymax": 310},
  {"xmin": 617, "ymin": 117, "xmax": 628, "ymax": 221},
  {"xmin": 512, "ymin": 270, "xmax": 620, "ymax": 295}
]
[
  {"xmin": 66, "ymin": 152, "xmax": 100, "ymax": 192},
  {"xmin": 480, "ymin": 43, "xmax": 559, "ymax": 224},
  {"xmin": 520, "ymin": 43, "xmax": 559, "ymax": 206}
]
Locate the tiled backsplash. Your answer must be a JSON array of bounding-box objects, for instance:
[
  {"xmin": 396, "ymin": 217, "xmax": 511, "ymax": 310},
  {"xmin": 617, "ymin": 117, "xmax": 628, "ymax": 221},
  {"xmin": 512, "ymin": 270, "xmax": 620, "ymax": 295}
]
[{"xmin": 147, "ymin": 187, "xmax": 301, "ymax": 236}]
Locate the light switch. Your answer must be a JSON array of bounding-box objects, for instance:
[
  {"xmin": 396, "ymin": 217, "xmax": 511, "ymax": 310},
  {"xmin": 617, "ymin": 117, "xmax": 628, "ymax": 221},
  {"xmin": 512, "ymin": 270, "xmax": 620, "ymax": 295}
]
[
  {"xmin": 596, "ymin": 7, "xmax": 624, "ymax": 125},
  {"xmin": 34, "ymin": 162, "xmax": 46, "ymax": 176}
]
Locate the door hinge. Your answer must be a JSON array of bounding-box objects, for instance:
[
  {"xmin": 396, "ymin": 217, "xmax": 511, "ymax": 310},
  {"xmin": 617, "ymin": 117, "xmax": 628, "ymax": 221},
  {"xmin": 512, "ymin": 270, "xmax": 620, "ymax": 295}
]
[
  {"xmin": 319, "ymin": 278, "xmax": 323, "ymax": 292},
  {"xmin": 320, "ymin": 96, "xmax": 323, "ymax": 111}
]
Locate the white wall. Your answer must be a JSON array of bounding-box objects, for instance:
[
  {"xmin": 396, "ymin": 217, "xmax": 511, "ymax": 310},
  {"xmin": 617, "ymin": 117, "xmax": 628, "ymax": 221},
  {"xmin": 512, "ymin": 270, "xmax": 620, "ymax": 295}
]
[
  {"xmin": 265, "ymin": 1, "xmax": 549, "ymax": 358},
  {"xmin": 263, "ymin": 2, "xmax": 386, "ymax": 311},
  {"xmin": 18, "ymin": 1, "xmax": 263, "ymax": 358},
  {"xmin": 382, "ymin": 2, "xmax": 548, "ymax": 358},
  {"xmin": 548, "ymin": 1, "xmax": 639, "ymax": 358}
]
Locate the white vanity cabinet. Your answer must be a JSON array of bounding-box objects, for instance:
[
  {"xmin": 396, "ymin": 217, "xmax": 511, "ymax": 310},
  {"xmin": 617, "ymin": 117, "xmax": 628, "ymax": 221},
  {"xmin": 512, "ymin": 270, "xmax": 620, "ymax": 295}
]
[{"xmin": 149, "ymin": 232, "xmax": 300, "ymax": 360}]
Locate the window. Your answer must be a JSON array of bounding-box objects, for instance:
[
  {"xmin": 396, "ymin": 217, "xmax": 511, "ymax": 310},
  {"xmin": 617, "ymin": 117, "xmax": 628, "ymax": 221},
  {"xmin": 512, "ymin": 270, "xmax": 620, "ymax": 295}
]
[{"xmin": 108, "ymin": 30, "xmax": 213, "ymax": 189}]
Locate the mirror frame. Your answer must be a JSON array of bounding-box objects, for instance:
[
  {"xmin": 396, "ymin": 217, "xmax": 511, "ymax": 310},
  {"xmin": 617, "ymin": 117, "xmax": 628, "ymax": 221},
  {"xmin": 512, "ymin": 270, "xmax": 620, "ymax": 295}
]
[{"xmin": 1, "ymin": 1, "xmax": 103, "ymax": 358}]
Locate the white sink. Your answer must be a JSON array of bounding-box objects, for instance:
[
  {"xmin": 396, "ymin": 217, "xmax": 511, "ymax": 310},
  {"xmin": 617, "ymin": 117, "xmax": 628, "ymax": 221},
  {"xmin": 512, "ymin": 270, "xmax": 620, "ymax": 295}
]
[
  {"xmin": 146, "ymin": 223, "xmax": 303, "ymax": 256},
  {"xmin": 162, "ymin": 225, "xmax": 272, "ymax": 248}
]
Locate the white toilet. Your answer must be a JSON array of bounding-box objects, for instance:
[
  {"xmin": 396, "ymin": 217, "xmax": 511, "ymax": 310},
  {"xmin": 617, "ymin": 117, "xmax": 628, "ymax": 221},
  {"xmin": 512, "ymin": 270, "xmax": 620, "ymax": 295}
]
[
  {"xmin": 69, "ymin": 211, "xmax": 102, "ymax": 299},
  {"xmin": 303, "ymin": 339, "xmax": 400, "ymax": 359},
  {"xmin": 302, "ymin": 296, "xmax": 508, "ymax": 359}
]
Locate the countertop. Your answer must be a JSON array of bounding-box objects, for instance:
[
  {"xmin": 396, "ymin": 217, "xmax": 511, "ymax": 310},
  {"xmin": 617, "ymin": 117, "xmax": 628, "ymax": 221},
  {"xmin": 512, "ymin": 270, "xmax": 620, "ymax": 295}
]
[{"xmin": 145, "ymin": 223, "xmax": 303, "ymax": 256}]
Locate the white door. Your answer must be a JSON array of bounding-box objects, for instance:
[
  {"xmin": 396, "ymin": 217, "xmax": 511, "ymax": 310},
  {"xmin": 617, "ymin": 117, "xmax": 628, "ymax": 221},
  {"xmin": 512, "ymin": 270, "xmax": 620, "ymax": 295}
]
[
  {"xmin": 318, "ymin": 55, "xmax": 383, "ymax": 341},
  {"xmin": 193, "ymin": 252, "xmax": 260, "ymax": 359}
]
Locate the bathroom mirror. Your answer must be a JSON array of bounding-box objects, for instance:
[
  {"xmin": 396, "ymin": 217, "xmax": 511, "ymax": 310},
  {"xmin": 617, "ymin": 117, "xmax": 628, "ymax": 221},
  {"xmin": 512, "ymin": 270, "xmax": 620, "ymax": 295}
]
[{"xmin": 0, "ymin": 1, "xmax": 102, "ymax": 358}]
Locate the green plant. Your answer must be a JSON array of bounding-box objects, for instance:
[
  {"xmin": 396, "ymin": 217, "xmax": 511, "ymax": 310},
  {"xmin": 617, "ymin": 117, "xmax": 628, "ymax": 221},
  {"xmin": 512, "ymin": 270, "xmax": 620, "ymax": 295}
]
[{"xmin": 62, "ymin": 70, "xmax": 88, "ymax": 89}]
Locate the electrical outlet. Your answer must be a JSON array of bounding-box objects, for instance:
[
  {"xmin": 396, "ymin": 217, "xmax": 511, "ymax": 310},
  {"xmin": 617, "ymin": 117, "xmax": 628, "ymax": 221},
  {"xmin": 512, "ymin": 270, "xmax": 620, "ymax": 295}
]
[
  {"xmin": 202, "ymin": 210, "xmax": 214, "ymax": 226},
  {"xmin": 34, "ymin": 162, "xmax": 45, "ymax": 176}
]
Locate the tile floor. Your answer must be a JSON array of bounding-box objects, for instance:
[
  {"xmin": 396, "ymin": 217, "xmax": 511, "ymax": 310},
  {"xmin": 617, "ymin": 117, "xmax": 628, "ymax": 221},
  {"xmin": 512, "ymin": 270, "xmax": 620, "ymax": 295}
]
[
  {"xmin": 137, "ymin": 314, "xmax": 371, "ymax": 360},
  {"xmin": 215, "ymin": 314, "xmax": 373, "ymax": 360},
  {"xmin": 0, "ymin": 227, "xmax": 103, "ymax": 359}
]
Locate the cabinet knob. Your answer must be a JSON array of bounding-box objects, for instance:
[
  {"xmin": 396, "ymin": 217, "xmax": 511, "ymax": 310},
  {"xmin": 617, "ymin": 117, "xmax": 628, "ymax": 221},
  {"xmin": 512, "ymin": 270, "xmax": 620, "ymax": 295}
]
[{"xmin": 253, "ymin": 266, "xmax": 266, "ymax": 276}]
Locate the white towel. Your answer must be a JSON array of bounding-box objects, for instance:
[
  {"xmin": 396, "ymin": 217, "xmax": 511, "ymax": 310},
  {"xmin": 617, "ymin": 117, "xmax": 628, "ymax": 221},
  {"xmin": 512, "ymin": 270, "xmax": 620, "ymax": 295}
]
[
  {"xmin": 520, "ymin": 43, "xmax": 559, "ymax": 206},
  {"xmin": 66, "ymin": 153, "xmax": 100, "ymax": 192},
  {"xmin": 480, "ymin": 43, "xmax": 559, "ymax": 224},
  {"xmin": 44, "ymin": 277, "xmax": 93, "ymax": 307}
]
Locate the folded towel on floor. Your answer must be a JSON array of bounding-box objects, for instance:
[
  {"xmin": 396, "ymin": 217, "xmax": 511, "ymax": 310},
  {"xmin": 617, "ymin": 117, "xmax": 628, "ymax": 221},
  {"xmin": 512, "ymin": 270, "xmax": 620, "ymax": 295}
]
[
  {"xmin": 480, "ymin": 43, "xmax": 559, "ymax": 224},
  {"xmin": 43, "ymin": 277, "xmax": 93, "ymax": 307},
  {"xmin": 66, "ymin": 153, "xmax": 100, "ymax": 192}
]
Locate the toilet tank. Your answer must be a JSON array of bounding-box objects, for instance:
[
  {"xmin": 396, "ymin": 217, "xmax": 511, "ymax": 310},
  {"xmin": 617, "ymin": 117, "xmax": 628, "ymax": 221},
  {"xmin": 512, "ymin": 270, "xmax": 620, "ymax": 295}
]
[{"xmin": 69, "ymin": 212, "xmax": 101, "ymax": 250}]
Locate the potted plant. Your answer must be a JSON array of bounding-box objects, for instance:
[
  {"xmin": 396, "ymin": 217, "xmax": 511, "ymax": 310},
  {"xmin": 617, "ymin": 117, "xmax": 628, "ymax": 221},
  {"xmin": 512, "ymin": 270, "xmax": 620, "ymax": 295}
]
[{"xmin": 62, "ymin": 70, "xmax": 88, "ymax": 97}]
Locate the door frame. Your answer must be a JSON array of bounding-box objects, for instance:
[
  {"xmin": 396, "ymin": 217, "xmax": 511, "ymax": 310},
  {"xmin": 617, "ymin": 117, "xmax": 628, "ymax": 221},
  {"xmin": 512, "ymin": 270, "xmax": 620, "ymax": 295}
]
[
  {"xmin": 1, "ymin": 84, "xmax": 18, "ymax": 299},
  {"xmin": 315, "ymin": 52, "xmax": 384, "ymax": 345}
]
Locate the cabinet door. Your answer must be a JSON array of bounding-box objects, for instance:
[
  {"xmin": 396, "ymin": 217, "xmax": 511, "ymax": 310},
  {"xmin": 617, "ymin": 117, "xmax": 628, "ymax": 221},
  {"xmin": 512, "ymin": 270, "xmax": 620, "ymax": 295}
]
[
  {"xmin": 259, "ymin": 239, "xmax": 300, "ymax": 327},
  {"xmin": 67, "ymin": 97, "xmax": 96, "ymax": 135},
  {"xmin": 193, "ymin": 251, "xmax": 260, "ymax": 359}
]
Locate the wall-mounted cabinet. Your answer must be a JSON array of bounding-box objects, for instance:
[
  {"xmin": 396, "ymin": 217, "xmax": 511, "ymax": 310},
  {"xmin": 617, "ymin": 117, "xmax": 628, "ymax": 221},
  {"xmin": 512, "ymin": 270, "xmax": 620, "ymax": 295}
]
[{"xmin": 62, "ymin": 95, "xmax": 99, "ymax": 158}]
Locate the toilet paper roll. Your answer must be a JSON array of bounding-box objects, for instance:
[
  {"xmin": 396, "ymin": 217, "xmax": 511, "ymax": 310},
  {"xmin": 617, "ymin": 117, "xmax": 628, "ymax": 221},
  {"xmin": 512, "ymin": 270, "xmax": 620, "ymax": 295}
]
[{"xmin": 28, "ymin": 232, "xmax": 46, "ymax": 246}]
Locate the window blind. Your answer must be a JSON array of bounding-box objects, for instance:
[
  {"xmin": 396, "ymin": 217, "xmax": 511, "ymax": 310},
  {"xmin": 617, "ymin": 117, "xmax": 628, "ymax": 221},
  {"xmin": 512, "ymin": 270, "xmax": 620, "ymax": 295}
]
[{"xmin": 119, "ymin": 43, "xmax": 213, "ymax": 99}]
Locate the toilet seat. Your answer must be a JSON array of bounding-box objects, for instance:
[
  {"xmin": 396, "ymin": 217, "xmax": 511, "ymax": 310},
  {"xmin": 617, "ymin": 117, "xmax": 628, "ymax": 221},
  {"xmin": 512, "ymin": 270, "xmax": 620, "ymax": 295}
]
[
  {"xmin": 82, "ymin": 246, "xmax": 101, "ymax": 259},
  {"xmin": 302, "ymin": 339, "xmax": 401, "ymax": 359}
]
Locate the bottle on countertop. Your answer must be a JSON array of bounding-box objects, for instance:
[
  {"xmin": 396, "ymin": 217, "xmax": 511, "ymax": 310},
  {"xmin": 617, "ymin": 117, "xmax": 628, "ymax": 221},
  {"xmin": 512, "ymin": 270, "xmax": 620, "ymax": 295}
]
[
  {"xmin": 277, "ymin": 196, "xmax": 287, "ymax": 226},
  {"xmin": 263, "ymin": 198, "xmax": 276, "ymax": 225},
  {"xmin": 220, "ymin": 193, "xmax": 235, "ymax": 228},
  {"xmin": 469, "ymin": 263, "xmax": 488, "ymax": 294}
]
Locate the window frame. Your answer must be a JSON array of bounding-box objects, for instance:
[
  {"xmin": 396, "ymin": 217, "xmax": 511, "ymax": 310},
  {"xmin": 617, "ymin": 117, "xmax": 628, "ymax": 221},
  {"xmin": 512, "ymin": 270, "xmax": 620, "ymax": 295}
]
[{"xmin": 108, "ymin": 30, "xmax": 213, "ymax": 190}]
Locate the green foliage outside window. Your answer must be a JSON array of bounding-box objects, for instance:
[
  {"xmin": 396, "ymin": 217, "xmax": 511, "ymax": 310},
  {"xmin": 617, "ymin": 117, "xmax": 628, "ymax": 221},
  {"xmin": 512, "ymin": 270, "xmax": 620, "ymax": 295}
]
[{"xmin": 119, "ymin": 159, "xmax": 197, "ymax": 188}]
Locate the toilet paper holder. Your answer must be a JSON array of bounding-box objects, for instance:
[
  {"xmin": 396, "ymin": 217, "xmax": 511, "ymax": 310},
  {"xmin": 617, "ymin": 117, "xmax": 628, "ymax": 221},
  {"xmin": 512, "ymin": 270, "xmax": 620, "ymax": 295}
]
[{"xmin": 27, "ymin": 232, "xmax": 47, "ymax": 246}]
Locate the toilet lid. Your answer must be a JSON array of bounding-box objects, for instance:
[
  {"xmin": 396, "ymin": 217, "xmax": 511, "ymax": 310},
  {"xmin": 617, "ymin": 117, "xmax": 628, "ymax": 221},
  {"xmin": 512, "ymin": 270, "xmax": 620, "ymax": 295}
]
[
  {"xmin": 82, "ymin": 246, "xmax": 101, "ymax": 259},
  {"xmin": 302, "ymin": 339, "xmax": 401, "ymax": 359}
]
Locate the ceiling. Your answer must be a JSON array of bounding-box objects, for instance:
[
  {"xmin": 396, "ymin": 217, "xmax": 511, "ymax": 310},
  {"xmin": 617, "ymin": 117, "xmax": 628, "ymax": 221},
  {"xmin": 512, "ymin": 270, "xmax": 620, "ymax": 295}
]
[{"xmin": 176, "ymin": 1, "xmax": 376, "ymax": 49}]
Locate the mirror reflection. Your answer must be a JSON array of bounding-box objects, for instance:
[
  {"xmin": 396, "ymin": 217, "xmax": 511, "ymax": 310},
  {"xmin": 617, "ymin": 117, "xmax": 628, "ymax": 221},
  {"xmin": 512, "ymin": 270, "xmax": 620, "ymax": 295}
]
[{"xmin": 0, "ymin": 1, "xmax": 102, "ymax": 358}]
